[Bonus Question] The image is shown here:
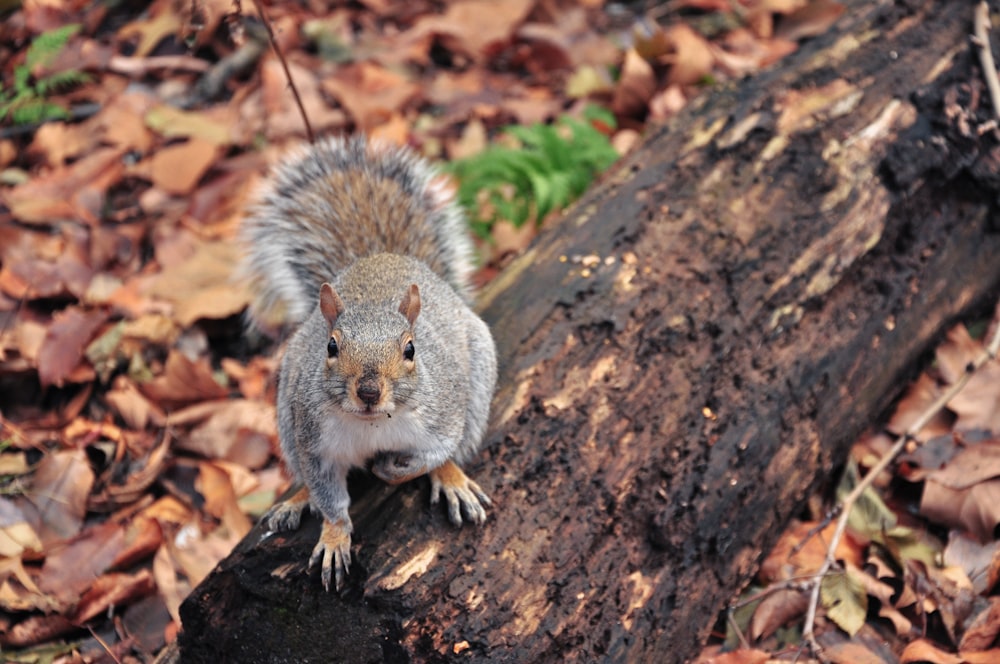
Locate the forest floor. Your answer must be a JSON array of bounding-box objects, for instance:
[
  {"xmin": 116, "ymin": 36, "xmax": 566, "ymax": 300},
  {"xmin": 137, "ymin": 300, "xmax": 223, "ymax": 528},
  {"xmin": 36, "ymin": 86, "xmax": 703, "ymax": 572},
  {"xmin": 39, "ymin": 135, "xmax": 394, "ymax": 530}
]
[{"xmin": 1, "ymin": 1, "xmax": 999, "ymax": 663}]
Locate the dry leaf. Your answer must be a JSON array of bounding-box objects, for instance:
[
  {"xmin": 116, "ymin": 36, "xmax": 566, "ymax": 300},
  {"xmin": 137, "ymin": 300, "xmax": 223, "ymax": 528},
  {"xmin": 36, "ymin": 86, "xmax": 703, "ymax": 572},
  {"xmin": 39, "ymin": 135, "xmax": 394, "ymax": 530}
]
[
  {"xmin": 612, "ymin": 49, "xmax": 656, "ymax": 117},
  {"xmin": 748, "ymin": 586, "xmax": 808, "ymax": 640},
  {"xmin": 139, "ymin": 350, "xmax": 229, "ymax": 407},
  {"xmin": 900, "ymin": 639, "xmax": 964, "ymax": 664},
  {"xmin": 775, "ymin": 0, "xmax": 846, "ymax": 42},
  {"xmin": 921, "ymin": 478, "xmax": 1000, "ymax": 544},
  {"xmin": 71, "ymin": 569, "xmax": 156, "ymax": 623},
  {"xmin": 105, "ymin": 376, "xmax": 167, "ymax": 430},
  {"xmin": 664, "ymin": 23, "xmax": 715, "ymax": 87},
  {"xmin": 943, "ymin": 531, "xmax": 1000, "ymax": 595},
  {"xmin": 0, "ymin": 147, "xmax": 126, "ymax": 225},
  {"xmin": 759, "ymin": 519, "xmax": 862, "ymax": 582},
  {"xmin": 407, "ymin": 0, "xmax": 536, "ymax": 62},
  {"xmin": 177, "ymin": 399, "xmax": 276, "ymax": 468},
  {"xmin": 0, "ymin": 498, "xmax": 42, "ymax": 558},
  {"xmin": 887, "ymin": 373, "xmax": 953, "ymax": 441},
  {"xmin": 926, "ymin": 441, "xmax": 1000, "ymax": 490},
  {"xmin": 145, "ymin": 235, "xmax": 251, "ymax": 327},
  {"xmin": 322, "ymin": 62, "xmax": 421, "ymax": 130},
  {"xmin": 22, "ymin": 450, "xmax": 96, "ymax": 543},
  {"xmin": 37, "ymin": 307, "xmax": 108, "ymax": 387},
  {"xmin": 197, "ymin": 462, "xmax": 252, "ymax": 537},
  {"xmin": 136, "ymin": 138, "xmax": 220, "ymax": 195}
]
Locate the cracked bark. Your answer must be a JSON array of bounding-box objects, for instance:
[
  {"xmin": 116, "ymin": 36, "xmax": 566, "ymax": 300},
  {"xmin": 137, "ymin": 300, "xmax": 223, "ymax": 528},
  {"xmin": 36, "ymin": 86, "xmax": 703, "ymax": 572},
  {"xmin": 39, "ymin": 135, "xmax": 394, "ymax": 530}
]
[{"xmin": 178, "ymin": 1, "xmax": 1000, "ymax": 662}]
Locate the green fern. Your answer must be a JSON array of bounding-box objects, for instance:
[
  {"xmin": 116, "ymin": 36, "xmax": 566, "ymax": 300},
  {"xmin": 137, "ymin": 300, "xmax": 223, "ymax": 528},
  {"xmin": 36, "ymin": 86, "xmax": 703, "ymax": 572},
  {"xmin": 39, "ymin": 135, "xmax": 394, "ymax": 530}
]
[
  {"xmin": 25, "ymin": 24, "xmax": 81, "ymax": 69},
  {"xmin": 0, "ymin": 24, "xmax": 88, "ymax": 126},
  {"xmin": 448, "ymin": 106, "xmax": 620, "ymax": 234}
]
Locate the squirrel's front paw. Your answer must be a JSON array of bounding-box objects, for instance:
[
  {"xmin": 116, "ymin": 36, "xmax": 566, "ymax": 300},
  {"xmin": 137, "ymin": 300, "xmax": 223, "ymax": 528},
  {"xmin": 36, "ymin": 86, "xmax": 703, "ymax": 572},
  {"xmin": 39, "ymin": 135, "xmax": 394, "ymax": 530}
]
[
  {"xmin": 371, "ymin": 452, "xmax": 428, "ymax": 485},
  {"xmin": 264, "ymin": 485, "xmax": 310, "ymax": 532},
  {"xmin": 309, "ymin": 518, "xmax": 352, "ymax": 592},
  {"xmin": 430, "ymin": 460, "xmax": 491, "ymax": 526}
]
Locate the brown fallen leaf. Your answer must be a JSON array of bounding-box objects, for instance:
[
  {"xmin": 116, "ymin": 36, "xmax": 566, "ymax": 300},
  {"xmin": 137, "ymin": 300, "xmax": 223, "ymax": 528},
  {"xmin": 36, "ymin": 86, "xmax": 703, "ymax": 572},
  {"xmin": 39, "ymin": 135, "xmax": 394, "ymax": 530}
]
[
  {"xmin": 900, "ymin": 639, "xmax": 964, "ymax": 664},
  {"xmin": 177, "ymin": 399, "xmax": 276, "ymax": 469},
  {"xmin": 748, "ymin": 586, "xmax": 808, "ymax": 640},
  {"xmin": 758, "ymin": 519, "xmax": 863, "ymax": 582},
  {"xmin": 139, "ymin": 349, "xmax": 229, "ymax": 407},
  {"xmin": 0, "ymin": 224, "xmax": 96, "ymax": 301},
  {"xmin": 406, "ymin": 0, "xmax": 536, "ymax": 62},
  {"xmin": 105, "ymin": 375, "xmax": 167, "ymax": 431},
  {"xmin": 948, "ymin": 361, "xmax": 1000, "ymax": 433},
  {"xmin": 0, "ymin": 147, "xmax": 126, "ymax": 225},
  {"xmin": 71, "ymin": 569, "xmax": 156, "ymax": 624},
  {"xmin": 36, "ymin": 306, "xmax": 108, "ymax": 388},
  {"xmin": 920, "ymin": 478, "xmax": 1000, "ymax": 543},
  {"xmin": 258, "ymin": 60, "xmax": 347, "ymax": 140},
  {"xmin": 663, "ymin": 23, "xmax": 716, "ymax": 87},
  {"xmin": 21, "ymin": 449, "xmax": 96, "ymax": 544},
  {"xmin": 133, "ymin": 137, "xmax": 220, "ymax": 196},
  {"xmin": 322, "ymin": 62, "xmax": 421, "ymax": 131},
  {"xmin": 887, "ymin": 373, "xmax": 954, "ymax": 442},
  {"xmin": 925, "ymin": 440, "xmax": 1000, "ymax": 490},
  {"xmin": 612, "ymin": 49, "xmax": 657, "ymax": 118},
  {"xmin": 116, "ymin": 0, "xmax": 184, "ymax": 57},
  {"xmin": 692, "ymin": 647, "xmax": 770, "ymax": 664},
  {"xmin": 943, "ymin": 530, "xmax": 1000, "ymax": 595},
  {"xmin": 959, "ymin": 596, "xmax": 1000, "ymax": 652},
  {"xmin": 145, "ymin": 236, "xmax": 251, "ymax": 327},
  {"xmin": 0, "ymin": 498, "xmax": 42, "ymax": 558},
  {"xmin": 0, "ymin": 613, "xmax": 76, "ymax": 648},
  {"xmin": 197, "ymin": 461, "xmax": 252, "ymax": 538},
  {"xmin": 775, "ymin": 0, "xmax": 847, "ymax": 42}
]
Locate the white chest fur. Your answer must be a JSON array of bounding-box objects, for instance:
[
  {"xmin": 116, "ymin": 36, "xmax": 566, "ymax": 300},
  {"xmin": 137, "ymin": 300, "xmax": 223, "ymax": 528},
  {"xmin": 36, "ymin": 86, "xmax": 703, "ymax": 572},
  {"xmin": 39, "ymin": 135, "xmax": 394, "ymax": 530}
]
[{"xmin": 317, "ymin": 408, "xmax": 427, "ymax": 470}]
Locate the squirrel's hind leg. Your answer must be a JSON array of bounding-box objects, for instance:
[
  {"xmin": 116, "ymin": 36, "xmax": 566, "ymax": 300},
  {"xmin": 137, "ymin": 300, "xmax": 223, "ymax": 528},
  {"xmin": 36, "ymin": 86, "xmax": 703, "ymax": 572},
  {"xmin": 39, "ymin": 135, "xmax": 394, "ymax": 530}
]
[
  {"xmin": 264, "ymin": 485, "xmax": 310, "ymax": 532},
  {"xmin": 430, "ymin": 460, "xmax": 491, "ymax": 526}
]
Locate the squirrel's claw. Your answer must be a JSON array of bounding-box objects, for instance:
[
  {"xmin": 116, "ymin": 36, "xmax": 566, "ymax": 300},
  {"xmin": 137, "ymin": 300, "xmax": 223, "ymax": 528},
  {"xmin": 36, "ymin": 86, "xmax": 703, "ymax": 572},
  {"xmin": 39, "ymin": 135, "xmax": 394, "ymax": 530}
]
[
  {"xmin": 430, "ymin": 460, "xmax": 491, "ymax": 526},
  {"xmin": 309, "ymin": 518, "xmax": 352, "ymax": 592},
  {"xmin": 264, "ymin": 485, "xmax": 310, "ymax": 532}
]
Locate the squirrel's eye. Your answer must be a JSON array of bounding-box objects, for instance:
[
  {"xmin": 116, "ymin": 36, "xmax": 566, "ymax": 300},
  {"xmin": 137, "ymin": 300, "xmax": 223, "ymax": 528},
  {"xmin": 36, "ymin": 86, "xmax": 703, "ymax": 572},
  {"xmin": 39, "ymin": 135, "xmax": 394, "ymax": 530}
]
[
  {"xmin": 403, "ymin": 340, "xmax": 415, "ymax": 361},
  {"xmin": 327, "ymin": 337, "xmax": 339, "ymax": 358}
]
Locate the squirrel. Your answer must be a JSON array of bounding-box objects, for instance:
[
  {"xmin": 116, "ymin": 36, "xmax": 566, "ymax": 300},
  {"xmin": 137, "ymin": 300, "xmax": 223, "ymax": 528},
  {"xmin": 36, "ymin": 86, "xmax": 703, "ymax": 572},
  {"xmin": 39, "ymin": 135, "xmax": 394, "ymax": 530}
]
[{"xmin": 239, "ymin": 136, "xmax": 498, "ymax": 592}]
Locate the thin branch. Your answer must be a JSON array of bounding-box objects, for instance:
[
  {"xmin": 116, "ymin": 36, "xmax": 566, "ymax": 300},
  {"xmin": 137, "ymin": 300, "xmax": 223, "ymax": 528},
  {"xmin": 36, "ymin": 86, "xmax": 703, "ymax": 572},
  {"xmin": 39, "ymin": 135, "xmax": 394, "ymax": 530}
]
[
  {"xmin": 974, "ymin": 1, "xmax": 1000, "ymax": 121},
  {"xmin": 250, "ymin": 0, "xmax": 315, "ymax": 143},
  {"xmin": 801, "ymin": 302, "xmax": 1000, "ymax": 658}
]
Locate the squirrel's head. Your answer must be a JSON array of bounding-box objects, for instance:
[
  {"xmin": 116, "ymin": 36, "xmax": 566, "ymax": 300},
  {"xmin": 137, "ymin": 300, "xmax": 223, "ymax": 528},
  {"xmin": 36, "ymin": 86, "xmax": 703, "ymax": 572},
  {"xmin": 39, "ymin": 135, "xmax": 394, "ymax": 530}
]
[{"xmin": 319, "ymin": 282, "xmax": 420, "ymax": 419}]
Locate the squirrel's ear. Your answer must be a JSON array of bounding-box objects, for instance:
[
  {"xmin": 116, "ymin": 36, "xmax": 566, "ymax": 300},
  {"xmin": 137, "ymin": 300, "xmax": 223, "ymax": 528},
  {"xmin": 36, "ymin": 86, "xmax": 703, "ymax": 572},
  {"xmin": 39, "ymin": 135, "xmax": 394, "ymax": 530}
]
[
  {"xmin": 398, "ymin": 284, "xmax": 421, "ymax": 326},
  {"xmin": 319, "ymin": 283, "xmax": 345, "ymax": 327}
]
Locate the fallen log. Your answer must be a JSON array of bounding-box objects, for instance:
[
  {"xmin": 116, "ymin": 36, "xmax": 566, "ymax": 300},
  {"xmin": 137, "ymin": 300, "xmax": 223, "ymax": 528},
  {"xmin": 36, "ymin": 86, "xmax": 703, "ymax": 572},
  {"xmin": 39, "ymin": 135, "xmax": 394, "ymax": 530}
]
[{"xmin": 178, "ymin": 1, "xmax": 1000, "ymax": 661}]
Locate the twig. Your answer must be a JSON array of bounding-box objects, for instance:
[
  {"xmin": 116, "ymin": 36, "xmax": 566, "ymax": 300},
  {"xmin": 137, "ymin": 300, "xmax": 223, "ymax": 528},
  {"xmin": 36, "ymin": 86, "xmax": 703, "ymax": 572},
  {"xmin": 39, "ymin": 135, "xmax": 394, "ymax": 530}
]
[
  {"xmin": 974, "ymin": 1, "xmax": 1000, "ymax": 121},
  {"xmin": 801, "ymin": 302, "xmax": 1000, "ymax": 658},
  {"xmin": 250, "ymin": 0, "xmax": 314, "ymax": 143}
]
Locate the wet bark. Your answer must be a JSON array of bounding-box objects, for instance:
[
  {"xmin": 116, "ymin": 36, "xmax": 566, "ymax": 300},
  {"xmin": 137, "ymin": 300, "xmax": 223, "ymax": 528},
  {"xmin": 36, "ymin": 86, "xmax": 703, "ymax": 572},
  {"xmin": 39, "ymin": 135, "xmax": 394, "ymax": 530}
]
[{"xmin": 179, "ymin": 1, "xmax": 1000, "ymax": 662}]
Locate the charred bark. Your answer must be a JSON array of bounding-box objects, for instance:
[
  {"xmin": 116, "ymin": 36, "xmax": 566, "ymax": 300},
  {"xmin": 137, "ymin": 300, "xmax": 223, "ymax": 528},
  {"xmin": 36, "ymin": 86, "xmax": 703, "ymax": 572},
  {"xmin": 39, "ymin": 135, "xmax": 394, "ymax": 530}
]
[{"xmin": 179, "ymin": 1, "xmax": 1000, "ymax": 662}]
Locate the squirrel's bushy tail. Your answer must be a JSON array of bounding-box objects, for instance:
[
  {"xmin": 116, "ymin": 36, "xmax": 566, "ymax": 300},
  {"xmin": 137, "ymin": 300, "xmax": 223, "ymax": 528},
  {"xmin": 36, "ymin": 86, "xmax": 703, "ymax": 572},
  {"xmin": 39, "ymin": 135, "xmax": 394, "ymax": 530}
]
[{"xmin": 239, "ymin": 136, "xmax": 475, "ymax": 333}]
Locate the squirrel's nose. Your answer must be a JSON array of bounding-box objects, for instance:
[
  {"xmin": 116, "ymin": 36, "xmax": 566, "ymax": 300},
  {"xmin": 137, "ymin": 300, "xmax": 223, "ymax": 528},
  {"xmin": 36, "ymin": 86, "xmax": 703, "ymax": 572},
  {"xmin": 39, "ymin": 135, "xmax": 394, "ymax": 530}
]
[{"xmin": 357, "ymin": 378, "xmax": 381, "ymax": 407}]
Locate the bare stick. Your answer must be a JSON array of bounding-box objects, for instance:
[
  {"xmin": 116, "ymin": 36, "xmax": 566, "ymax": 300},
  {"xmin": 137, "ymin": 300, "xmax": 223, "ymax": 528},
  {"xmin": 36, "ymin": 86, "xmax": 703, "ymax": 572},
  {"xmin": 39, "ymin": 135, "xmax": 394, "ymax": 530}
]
[
  {"xmin": 250, "ymin": 0, "xmax": 315, "ymax": 143},
  {"xmin": 974, "ymin": 1, "xmax": 1000, "ymax": 121},
  {"xmin": 801, "ymin": 302, "xmax": 1000, "ymax": 657}
]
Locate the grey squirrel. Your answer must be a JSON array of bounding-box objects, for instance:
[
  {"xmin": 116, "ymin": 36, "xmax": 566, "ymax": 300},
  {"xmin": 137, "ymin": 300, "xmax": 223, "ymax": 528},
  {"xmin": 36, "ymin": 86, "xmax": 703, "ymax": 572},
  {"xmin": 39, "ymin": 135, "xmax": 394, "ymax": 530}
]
[{"xmin": 240, "ymin": 136, "xmax": 498, "ymax": 591}]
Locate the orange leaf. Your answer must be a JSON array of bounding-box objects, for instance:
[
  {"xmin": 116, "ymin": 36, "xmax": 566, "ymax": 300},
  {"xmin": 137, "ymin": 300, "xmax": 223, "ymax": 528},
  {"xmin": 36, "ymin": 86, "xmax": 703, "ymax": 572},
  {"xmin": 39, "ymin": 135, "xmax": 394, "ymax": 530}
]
[
  {"xmin": 142, "ymin": 138, "xmax": 220, "ymax": 195},
  {"xmin": 139, "ymin": 350, "xmax": 229, "ymax": 407},
  {"xmin": 71, "ymin": 569, "xmax": 156, "ymax": 623},
  {"xmin": 900, "ymin": 639, "xmax": 963, "ymax": 664}
]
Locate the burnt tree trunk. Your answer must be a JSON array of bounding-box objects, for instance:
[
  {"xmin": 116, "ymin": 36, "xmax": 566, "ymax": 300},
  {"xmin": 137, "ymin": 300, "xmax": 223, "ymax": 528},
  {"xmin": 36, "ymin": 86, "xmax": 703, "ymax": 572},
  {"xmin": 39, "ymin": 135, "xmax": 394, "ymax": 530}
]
[{"xmin": 179, "ymin": 1, "xmax": 1000, "ymax": 662}]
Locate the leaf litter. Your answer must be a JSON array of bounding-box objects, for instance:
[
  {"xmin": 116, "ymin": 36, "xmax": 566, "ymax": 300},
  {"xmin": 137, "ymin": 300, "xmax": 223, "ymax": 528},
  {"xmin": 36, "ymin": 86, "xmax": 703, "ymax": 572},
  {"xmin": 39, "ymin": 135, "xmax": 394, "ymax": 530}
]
[
  {"xmin": 0, "ymin": 0, "xmax": 873, "ymax": 660},
  {"xmin": 700, "ymin": 307, "xmax": 1000, "ymax": 662}
]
